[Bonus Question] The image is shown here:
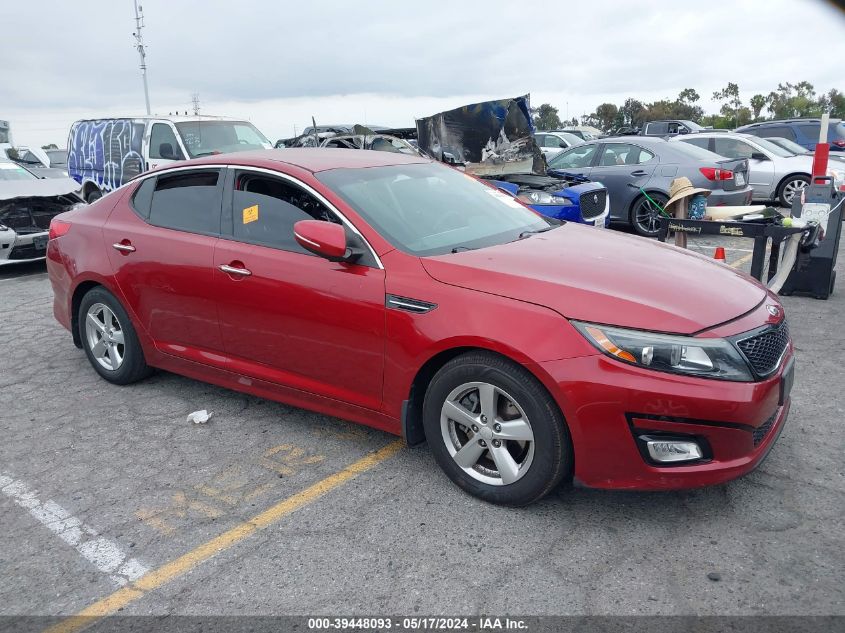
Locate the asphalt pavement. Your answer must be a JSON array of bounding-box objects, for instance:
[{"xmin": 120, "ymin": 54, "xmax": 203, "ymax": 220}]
[{"xmin": 1, "ymin": 236, "xmax": 843, "ymax": 621}]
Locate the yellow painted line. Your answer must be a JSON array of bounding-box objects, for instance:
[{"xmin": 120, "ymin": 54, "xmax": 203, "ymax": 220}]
[
  {"xmin": 44, "ymin": 440, "xmax": 404, "ymax": 633},
  {"xmin": 730, "ymin": 252, "xmax": 754, "ymax": 269}
]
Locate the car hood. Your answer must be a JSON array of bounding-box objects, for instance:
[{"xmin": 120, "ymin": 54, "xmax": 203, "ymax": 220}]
[
  {"xmin": 422, "ymin": 224, "xmax": 766, "ymax": 335},
  {"xmin": 0, "ymin": 177, "xmax": 81, "ymax": 201}
]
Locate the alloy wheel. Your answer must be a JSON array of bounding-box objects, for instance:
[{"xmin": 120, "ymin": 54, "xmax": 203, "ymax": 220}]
[
  {"xmin": 782, "ymin": 178, "xmax": 808, "ymax": 206},
  {"xmin": 84, "ymin": 303, "xmax": 125, "ymax": 371},
  {"xmin": 440, "ymin": 381, "xmax": 535, "ymax": 486},
  {"xmin": 633, "ymin": 196, "xmax": 666, "ymax": 236}
]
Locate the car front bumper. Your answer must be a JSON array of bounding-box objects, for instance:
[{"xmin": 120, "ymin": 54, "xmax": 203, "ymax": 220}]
[
  {"xmin": 0, "ymin": 229, "xmax": 49, "ymax": 265},
  {"xmin": 535, "ymin": 346, "xmax": 792, "ymax": 490}
]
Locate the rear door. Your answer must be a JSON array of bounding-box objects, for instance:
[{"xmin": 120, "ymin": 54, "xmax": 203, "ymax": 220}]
[
  {"xmin": 213, "ymin": 168, "xmax": 386, "ymax": 410},
  {"xmin": 588, "ymin": 142, "xmax": 657, "ymax": 220},
  {"xmin": 103, "ymin": 168, "xmax": 225, "ymax": 358}
]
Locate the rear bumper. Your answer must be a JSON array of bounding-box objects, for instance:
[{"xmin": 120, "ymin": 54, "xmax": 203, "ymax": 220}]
[
  {"xmin": 708, "ymin": 187, "xmax": 754, "ymax": 207},
  {"xmin": 536, "ymin": 348, "xmax": 791, "ymax": 490}
]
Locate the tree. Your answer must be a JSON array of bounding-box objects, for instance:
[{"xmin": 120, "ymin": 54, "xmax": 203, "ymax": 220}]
[
  {"xmin": 766, "ymin": 81, "xmax": 822, "ymax": 119},
  {"xmin": 620, "ymin": 98, "xmax": 646, "ymax": 127},
  {"xmin": 532, "ymin": 103, "xmax": 562, "ymax": 131},
  {"xmin": 594, "ymin": 103, "xmax": 619, "ymax": 132},
  {"xmin": 749, "ymin": 94, "xmax": 766, "ymax": 120},
  {"xmin": 713, "ymin": 82, "xmax": 743, "ymax": 127},
  {"xmin": 821, "ymin": 89, "xmax": 845, "ymax": 119}
]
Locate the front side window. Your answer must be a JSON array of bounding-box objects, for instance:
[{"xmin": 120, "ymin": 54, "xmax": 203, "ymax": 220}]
[
  {"xmin": 149, "ymin": 124, "xmax": 184, "ymax": 160},
  {"xmin": 682, "ymin": 137, "xmax": 711, "ymax": 150},
  {"xmin": 231, "ymin": 172, "xmax": 340, "ymax": 254},
  {"xmin": 646, "ymin": 122, "xmax": 668, "ymax": 135},
  {"xmin": 148, "ymin": 170, "xmax": 221, "ymax": 234},
  {"xmin": 175, "ymin": 121, "xmax": 270, "ymax": 158},
  {"xmin": 548, "ymin": 144, "xmax": 597, "ymax": 169},
  {"xmin": 317, "ymin": 162, "xmax": 551, "ymax": 257},
  {"xmin": 753, "ymin": 126, "xmax": 796, "ymax": 140}
]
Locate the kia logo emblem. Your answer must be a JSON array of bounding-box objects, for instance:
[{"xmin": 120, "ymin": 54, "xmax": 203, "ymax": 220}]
[{"xmin": 767, "ymin": 305, "xmax": 781, "ymax": 317}]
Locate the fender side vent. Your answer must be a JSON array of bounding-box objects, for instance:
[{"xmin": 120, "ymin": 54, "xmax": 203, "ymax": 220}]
[{"xmin": 386, "ymin": 294, "xmax": 437, "ymax": 314}]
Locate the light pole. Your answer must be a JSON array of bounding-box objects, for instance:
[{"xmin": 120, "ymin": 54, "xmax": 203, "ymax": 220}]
[{"xmin": 132, "ymin": 0, "xmax": 151, "ymax": 115}]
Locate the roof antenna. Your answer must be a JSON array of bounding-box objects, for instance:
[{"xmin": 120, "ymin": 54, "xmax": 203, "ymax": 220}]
[{"xmin": 132, "ymin": 0, "xmax": 151, "ymax": 115}]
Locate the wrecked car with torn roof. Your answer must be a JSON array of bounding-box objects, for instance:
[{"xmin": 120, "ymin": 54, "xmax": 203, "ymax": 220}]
[{"xmin": 416, "ymin": 96, "xmax": 609, "ymax": 226}]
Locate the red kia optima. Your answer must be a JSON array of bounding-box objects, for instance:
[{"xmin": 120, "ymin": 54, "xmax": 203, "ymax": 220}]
[{"xmin": 46, "ymin": 150, "xmax": 793, "ymax": 505}]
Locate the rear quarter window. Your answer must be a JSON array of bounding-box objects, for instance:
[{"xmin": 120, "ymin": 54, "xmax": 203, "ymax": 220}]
[{"xmin": 130, "ymin": 178, "xmax": 156, "ymax": 218}]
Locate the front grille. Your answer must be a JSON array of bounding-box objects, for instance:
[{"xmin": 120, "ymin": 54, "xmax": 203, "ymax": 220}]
[
  {"xmin": 736, "ymin": 319, "xmax": 790, "ymax": 376},
  {"xmin": 753, "ymin": 411, "xmax": 778, "ymax": 447},
  {"xmin": 579, "ymin": 189, "xmax": 607, "ymax": 220},
  {"xmin": 9, "ymin": 243, "xmax": 46, "ymax": 260}
]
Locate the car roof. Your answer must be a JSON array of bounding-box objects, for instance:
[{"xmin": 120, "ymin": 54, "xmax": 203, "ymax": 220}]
[
  {"xmin": 185, "ymin": 148, "xmax": 431, "ymax": 173},
  {"xmin": 739, "ymin": 118, "xmax": 842, "ymax": 128},
  {"xmin": 72, "ymin": 115, "xmax": 251, "ymax": 124}
]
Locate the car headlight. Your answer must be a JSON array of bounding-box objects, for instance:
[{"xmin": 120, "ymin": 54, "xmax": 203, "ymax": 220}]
[
  {"xmin": 517, "ymin": 192, "xmax": 573, "ymax": 206},
  {"xmin": 571, "ymin": 321, "xmax": 754, "ymax": 381}
]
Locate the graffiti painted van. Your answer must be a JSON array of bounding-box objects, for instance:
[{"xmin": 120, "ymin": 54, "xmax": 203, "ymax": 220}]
[{"xmin": 67, "ymin": 116, "xmax": 272, "ymax": 202}]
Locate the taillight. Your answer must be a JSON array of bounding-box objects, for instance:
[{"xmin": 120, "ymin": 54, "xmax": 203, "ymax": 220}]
[
  {"xmin": 699, "ymin": 167, "xmax": 734, "ymax": 181},
  {"xmin": 831, "ymin": 139, "xmax": 845, "ymax": 148},
  {"xmin": 48, "ymin": 219, "xmax": 71, "ymax": 240}
]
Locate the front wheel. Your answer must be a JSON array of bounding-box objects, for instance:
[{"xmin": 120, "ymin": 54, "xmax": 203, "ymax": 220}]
[
  {"xmin": 422, "ymin": 352, "xmax": 572, "ymax": 506},
  {"xmin": 778, "ymin": 175, "xmax": 809, "ymax": 208},
  {"xmin": 630, "ymin": 192, "xmax": 669, "ymax": 237}
]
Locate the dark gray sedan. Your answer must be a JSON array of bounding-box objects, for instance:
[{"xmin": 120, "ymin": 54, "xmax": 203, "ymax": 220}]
[{"xmin": 547, "ymin": 137, "xmax": 754, "ymax": 236}]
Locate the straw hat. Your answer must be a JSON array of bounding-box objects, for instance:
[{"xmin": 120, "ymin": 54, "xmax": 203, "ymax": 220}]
[{"xmin": 665, "ymin": 176, "xmax": 710, "ymax": 208}]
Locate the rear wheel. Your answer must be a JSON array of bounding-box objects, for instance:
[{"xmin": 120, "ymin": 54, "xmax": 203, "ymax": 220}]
[
  {"xmin": 777, "ymin": 175, "xmax": 809, "ymax": 208},
  {"xmin": 78, "ymin": 287, "xmax": 152, "ymax": 384},
  {"xmin": 630, "ymin": 192, "xmax": 668, "ymax": 237},
  {"xmin": 422, "ymin": 351, "xmax": 572, "ymax": 506}
]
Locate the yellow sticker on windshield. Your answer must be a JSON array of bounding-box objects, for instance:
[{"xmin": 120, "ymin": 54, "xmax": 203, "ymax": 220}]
[{"xmin": 242, "ymin": 204, "xmax": 259, "ymax": 224}]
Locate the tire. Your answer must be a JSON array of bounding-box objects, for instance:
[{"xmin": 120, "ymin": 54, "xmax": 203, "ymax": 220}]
[
  {"xmin": 86, "ymin": 189, "xmax": 102, "ymax": 204},
  {"xmin": 78, "ymin": 286, "xmax": 152, "ymax": 385},
  {"xmin": 777, "ymin": 175, "xmax": 809, "ymax": 209},
  {"xmin": 630, "ymin": 192, "xmax": 668, "ymax": 237},
  {"xmin": 422, "ymin": 351, "xmax": 572, "ymax": 506}
]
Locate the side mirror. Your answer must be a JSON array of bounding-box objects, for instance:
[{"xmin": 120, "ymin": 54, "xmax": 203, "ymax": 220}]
[
  {"xmin": 293, "ymin": 220, "xmax": 360, "ymax": 263},
  {"xmin": 442, "ymin": 151, "xmax": 466, "ymax": 167},
  {"xmin": 159, "ymin": 143, "xmax": 176, "ymax": 159},
  {"xmin": 677, "ymin": 128, "xmax": 689, "ymax": 135},
  {"xmin": 750, "ymin": 152, "xmax": 769, "ymax": 161}
]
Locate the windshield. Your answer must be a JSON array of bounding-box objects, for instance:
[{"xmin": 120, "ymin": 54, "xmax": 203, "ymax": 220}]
[
  {"xmin": 46, "ymin": 150, "xmax": 67, "ymax": 166},
  {"xmin": 317, "ymin": 162, "xmax": 552, "ymax": 257},
  {"xmin": 752, "ymin": 137, "xmax": 799, "ymax": 157},
  {"xmin": 0, "ymin": 160, "xmax": 38, "ymax": 180},
  {"xmin": 175, "ymin": 121, "xmax": 271, "ymax": 158},
  {"xmin": 767, "ymin": 137, "xmax": 809, "ymax": 154}
]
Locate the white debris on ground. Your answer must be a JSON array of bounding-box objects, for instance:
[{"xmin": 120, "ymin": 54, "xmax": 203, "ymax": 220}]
[{"xmin": 187, "ymin": 409, "xmax": 212, "ymax": 424}]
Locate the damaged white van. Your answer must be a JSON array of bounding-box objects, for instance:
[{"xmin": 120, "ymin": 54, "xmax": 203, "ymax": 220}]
[{"xmin": 67, "ymin": 115, "xmax": 272, "ymax": 202}]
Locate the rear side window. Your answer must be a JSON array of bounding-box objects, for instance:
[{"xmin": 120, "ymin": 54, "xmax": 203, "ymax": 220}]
[
  {"xmin": 131, "ymin": 178, "xmax": 156, "ymax": 218},
  {"xmin": 231, "ymin": 172, "xmax": 340, "ymax": 254},
  {"xmin": 752, "ymin": 126, "xmax": 796, "ymax": 140},
  {"xmin": 149, "ymin": 170, "xmax": 221, "ymax": 234},
  {"xmin": 796, "ymin": 123, "xmax": 821, "ymax": 141}
]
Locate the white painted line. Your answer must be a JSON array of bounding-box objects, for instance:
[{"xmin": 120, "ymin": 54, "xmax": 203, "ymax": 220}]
[{"xmin": 0, "ymin": 472, "xmax": 148, "ymax": 586}]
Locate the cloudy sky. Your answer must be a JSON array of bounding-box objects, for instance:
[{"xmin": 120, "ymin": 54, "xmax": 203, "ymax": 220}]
[{"xmin": 3, "ymin": 0, "xmax": 844, "ymax": 146}]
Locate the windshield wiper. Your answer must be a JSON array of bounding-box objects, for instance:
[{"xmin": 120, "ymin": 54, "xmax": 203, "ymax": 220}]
[
  {"xmin": 450, "ymin": 246, "xmax": 477, "ymax": 253},
  {"xmin": 518, "ymin": 226, "xmax": 554, "ymax": 239}
]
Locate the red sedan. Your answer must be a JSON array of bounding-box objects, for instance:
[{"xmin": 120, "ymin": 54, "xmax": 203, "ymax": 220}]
[{"xmin": 46, "ymin": 149, "xmax": 793, "ymax": 505}]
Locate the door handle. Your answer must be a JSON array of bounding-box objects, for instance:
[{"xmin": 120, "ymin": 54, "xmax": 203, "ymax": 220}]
[
  {"xmin": 219, "ymin": 264, "xmax": 252, "ymax": 277},
  {"xmin": 112, "ymin": 242, "xmax": 136, "ymax": 253},
  {"xmin": 630, "ymin": 170, "xmax": 648, "ymax": 177}
]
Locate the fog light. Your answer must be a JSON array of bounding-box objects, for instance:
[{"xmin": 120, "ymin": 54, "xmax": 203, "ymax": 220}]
[{"xmin": 640, "ymin": 436, "xmax": 703, "ymax": 463}]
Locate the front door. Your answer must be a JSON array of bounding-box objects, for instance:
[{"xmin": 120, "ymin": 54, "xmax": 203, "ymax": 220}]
[
  {"xmin": 213, "ymin": 168, "xmax": 386, "ymax": 411},
  {"xmin": 589, "ymin": 143, "xmax": 658, "ymax": 221},
  {"xmin": 103, "ymin": 168, "xmax": 225, "ymax": 358},
  {"xmin": 146, "ymin": 121, "xmax": 187, "ymax": 171}
]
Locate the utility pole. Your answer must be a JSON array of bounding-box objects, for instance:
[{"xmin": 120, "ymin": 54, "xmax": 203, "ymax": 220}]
[
  {"xmin": 132, "ymin": 0, "xmax": 151, "ymax": 115},
  {"xmin": 191, "ymin": 93, "xmax": 201, "ymax": 116}
]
